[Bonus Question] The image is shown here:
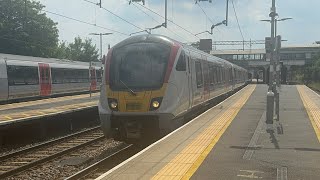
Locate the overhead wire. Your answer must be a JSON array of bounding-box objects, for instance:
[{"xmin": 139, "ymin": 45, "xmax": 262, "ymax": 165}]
[
  {"xmin": 83, "ymin": 0, "xmax": 145, "ymax": 31},
  {"xmin": 231, "ymin": 0, "xmax": 244, "ymax": 41},
  {"xmin": 196, "ymin": 2, "xmax": 215, "ymax": 25},
  {"xmin": 43, "ymin": 10, "xmax": 129, "ymax": 36},
  {"xmin": 195, "ymin": 1, "xmax": 225, "ymax": 39},
  {"xmin": 133, "ymin": 2, "xmax": 200, "ymax": 40},
  {"xmin": 128, "ymin": 1, "xmax": 188, "ymax": 42}
]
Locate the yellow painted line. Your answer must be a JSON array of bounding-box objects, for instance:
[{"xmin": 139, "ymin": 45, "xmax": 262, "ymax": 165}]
[
  {"xmin": 0, "ymin": 101, "xmax": 98, "ymax": 122},
  {"xmin": 22, "ymin": 113, "xmax": 30, "ymax": 117},
  {"xmin": 297, "ymin": 85, "xmax": 320, "ymax": 142},
  {"xmin": 0, "ymin": 93, "xmax": 99, "ymax": 111},
  {"xmin": 152, "ymin": 85, "xmax": 256, "ymax": 180},
  {"xmin": 4, "ymin": 116, "xmax": 12, "ymax": 120},
  {"xmin": 36, "ymin": 111, "xmax": 46, "ymax": 115}
]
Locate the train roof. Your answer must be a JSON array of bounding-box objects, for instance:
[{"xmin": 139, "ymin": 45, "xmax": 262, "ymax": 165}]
[
  {"xmin": 113, "ymin": 34, "xmax": 247, "ymax": 72},
  {"xmin": 0, "ymin": 53, "xmax": 101, "ymax": 68}
]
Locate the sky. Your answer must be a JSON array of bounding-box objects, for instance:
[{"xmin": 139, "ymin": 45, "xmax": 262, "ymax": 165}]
[{"xmin": 37, "ymin": 0, "xmax": 320, "ymax": 55}]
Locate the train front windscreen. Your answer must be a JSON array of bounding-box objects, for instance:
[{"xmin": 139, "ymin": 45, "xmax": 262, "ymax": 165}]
[{"xmin": 109, "ymin": 43, "xmax": 171, "ymax": 91}]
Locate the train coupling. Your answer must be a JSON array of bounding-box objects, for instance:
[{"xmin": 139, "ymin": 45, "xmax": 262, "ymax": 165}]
[{"xmin": 120, "ymin": 120, "xmax": 142, "ymax": 139}]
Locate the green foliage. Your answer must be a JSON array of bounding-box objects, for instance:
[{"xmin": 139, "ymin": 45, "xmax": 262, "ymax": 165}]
[
  {"xmin": 0, "ymin": 0, "xmax": 99, "ymax": 62},
  {"xmin": 0, "ymin": 0, "xmax": 59, "ymax": 57},
  {"xmin": 311, "ymin": 53, "xmax": 320, "ymax": 81},
  {"xmin": 298, "ymin": 52, "xmax": 320, "ymax": 84},
  {"xmin": 54, "ymin": 37, "xmax": 99, "ymax": 62},
  {"xmin": 54, "ymin": 41, "xmax": 68, "ymax": 59}
]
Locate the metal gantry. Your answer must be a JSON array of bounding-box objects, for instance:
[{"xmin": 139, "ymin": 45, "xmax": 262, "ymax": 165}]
[
  {"xmin": 89, "ymin": 33, "xmax": 113, "ymax": 60},
  {"xmin": 195, "ymin": 0, "xmax": 229, "ymax": 36},
  {"xmin": 129, "ymin": 0, "xmax": 167, "ymax": 35}
]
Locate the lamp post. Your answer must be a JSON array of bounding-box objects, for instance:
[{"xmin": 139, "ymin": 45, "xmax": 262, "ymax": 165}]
[
  {"xmin": 260, "ymin": 17, "xmax": 292, "ymax": 87},
  {"xmin": 261, "ymin": 18, "xmax": 292, "ymax": 37},
  {"xmin": 261, "ymin": 17, "xmax": 292, "ymax": 123},
  {"xmin": 89, "ymin": 33, "xmax": 113, "ymax": 61}
]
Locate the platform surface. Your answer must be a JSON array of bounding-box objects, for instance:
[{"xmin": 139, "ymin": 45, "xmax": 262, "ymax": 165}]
[
  {"xmin": 96, "ymin": 85, "xmax": 320, "ymax": 180},
  {"xmin": 0, "ymin": 93, "xmax": 99, "ymax": 126}
]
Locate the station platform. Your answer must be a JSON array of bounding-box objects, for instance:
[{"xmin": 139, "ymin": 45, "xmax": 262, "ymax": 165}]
[
  {"xmin": 0, "ymin": 93, "xmax": 99, "ymax": 126},
  {"xmin": 96, "ymin": 84, "xmax": 320, "ymax": 180}
]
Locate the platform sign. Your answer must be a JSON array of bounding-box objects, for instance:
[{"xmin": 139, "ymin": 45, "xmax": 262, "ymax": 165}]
[
  {"xmin": 266, "ymin": 53, "xmax": 271, "ymax": 62},
  {"xmin": 276, "ymin": 35, "xmax": 281, "ymax": 50},
  {"xmin": 199, "ymin": 39, "xmax": 212, "ymax": 53},
  {"xmin": 265, "ymin": 37, "xmax": 272, "ymax": 53}
]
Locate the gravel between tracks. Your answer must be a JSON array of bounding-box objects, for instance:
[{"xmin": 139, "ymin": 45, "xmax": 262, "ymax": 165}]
[{"xmin": 6, "ymin": 138, "xmax": 125, "ymax": 180}]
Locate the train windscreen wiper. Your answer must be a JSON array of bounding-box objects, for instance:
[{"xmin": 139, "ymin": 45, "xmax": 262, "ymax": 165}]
[{"xmin": 120, "ymin": 79, "xmax": 137, "ymax": 96}]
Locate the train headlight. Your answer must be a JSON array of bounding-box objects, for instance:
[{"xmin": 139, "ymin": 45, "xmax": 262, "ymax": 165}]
[
  {"xmin": 110, "ymin": 101, "xmax": 118, "ymax": 109},
  {"xmin": 108, "ymin": 98, "xmax": 118, "ymax": 111},
  {"xmin": 152, "ymin": 101, "xmax": 160, "ymax": 108},
  {"xmin": 149, "ymin": 97, "xmax": 163, "ymax": 111}
]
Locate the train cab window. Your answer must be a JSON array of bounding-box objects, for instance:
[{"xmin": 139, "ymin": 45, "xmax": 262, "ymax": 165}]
[
  {"xmin": 176, "ymin": 51, "xmax": 186, "ymax": 71},
  {"xmin": 110, "ymin": 42, "xmax": 170, "ymax": 90},
  {"xmin": 195, "ymin": 61, "xmax": 203, "ymax": 88}
]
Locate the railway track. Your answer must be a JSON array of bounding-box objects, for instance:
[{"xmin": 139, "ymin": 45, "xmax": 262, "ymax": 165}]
[
  {"xmin": 66, "ymin": 144, "xmax": 141, "ymax": 180},
  {"xmin": 0, "ymin": 126, "xmax": 104, "ymax": 179}
]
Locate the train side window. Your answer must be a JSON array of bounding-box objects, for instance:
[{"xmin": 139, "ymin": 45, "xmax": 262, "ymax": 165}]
[
  {"xmin": 209, "ymin": 65, "xmax": 214, "ymax": 86},
  {"xmin": 195, "ymin": 61, "xmax": 203, "ymax": 88},
  {"xmin": 213, "ymin": 66, "xmax": 217, "ymax": 84},
  {"xmin": 7, "ymin": 65, "xmax": 39, "ymax": 86},
  {"xmin": 217, "ymin": 67, "xmax": 221, "ymax": 83},
  {"xmin": 222, "ymin": 68, "xmax": 225, "ymax": 83},
  {"xmin": 176, "ymin": 51, "xmax": 186, "ymax": 71}
]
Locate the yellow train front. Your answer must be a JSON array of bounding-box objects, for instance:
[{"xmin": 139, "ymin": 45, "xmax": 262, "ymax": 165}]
[{"xmin": 98, "ymin": 34, "xmax": 248, "ymax": 141}]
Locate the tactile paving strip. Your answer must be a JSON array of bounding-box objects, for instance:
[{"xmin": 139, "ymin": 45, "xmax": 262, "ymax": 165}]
[
  {"xmin": 297, "ymin": 85, "xmax": 320, "ymax": 142},
  {"xmin": 152, "ymin": 85, "xmax": 256, "ymax": 180}
]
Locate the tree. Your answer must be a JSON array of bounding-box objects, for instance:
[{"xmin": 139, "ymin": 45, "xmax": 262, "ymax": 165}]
[
  {"xmin": 0, "ymin": 0, "xmax": 59, "ymax": 57},
  {"xmin": 57, "ymin": 37, "xmax": 99, "ymax": 62},
  {"xmin": 54, "ymin": 41, "xmax": 68, "ymax": 59},
  {"xmin": 311, "ymin": 53, "xmax": 320, "ymax": 81}
]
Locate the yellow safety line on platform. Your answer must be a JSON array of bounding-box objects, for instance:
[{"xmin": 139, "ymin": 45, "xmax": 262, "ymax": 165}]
[
  {"xmin": 0, "ymin": 101, "xmax": 98, "ymax": 122},
  {"xmin": 152, "ymin": 85, "xmax": 256, "ymax": 180},
  {"xmin": 4, "ymin": 116, "xmax": 12, "ymax": 120},
  {"xmin": 297, "ymin": 85, "xmax": 320, "ymax": 142},
  {"xmin": 0, "ymin": 93, "xmax": 99, "ymax": 111}
]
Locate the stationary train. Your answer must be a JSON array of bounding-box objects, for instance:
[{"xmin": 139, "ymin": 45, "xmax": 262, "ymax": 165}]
[
  {"xmin": 98, "ymin": 34, "xmax": 248, "ymax": 140},
  {"xmin": 0, "ymin": 53, "xmax": 102, "ymax": 102}
]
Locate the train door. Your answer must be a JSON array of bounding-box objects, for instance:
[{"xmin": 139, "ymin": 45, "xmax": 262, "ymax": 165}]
[
  {"xmin": 186, "ymin": 53, "xmax": 193, "ymax": 109},
  {"xmin": 90, "ymin": 67, "xmax": 97, "ymax": 91},
  {"xmin": 38, "ymin": 63, "xmax": 52, "ymax": 96},
  {"xmin": 0, "ymin": 59, "xmax": 8, "ymax": 101}
]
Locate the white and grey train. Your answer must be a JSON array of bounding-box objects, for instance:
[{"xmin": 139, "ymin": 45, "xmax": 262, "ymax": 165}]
[
  {"xmin": 0, "ymin": 53, "xmax": 102, "ymax": 102},
  {"xmin": 99, "ymin": 34, "xmax": 248, "ymax": 140}
]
